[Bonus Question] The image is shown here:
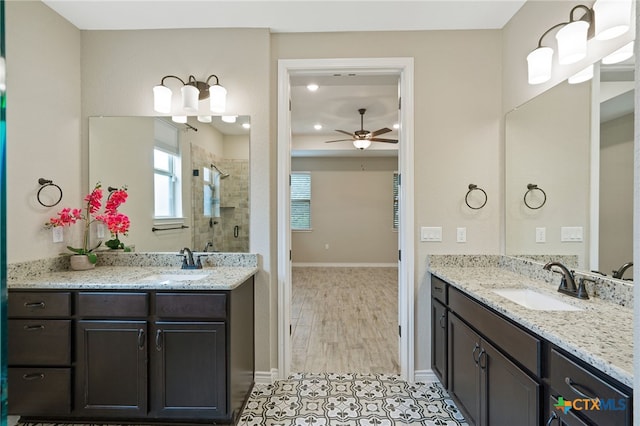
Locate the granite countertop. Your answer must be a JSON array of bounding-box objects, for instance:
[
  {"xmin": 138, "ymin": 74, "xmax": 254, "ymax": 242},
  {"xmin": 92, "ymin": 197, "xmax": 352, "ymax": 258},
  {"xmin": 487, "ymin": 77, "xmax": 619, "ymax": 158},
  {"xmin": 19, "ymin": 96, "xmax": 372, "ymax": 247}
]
[
  {"xmin": 429, "ymin": 265, "xmax": 633, "ymax": 389},
  {"xmin": 8, "ymin": 265, "xmax": 258, "ymax": 291}
]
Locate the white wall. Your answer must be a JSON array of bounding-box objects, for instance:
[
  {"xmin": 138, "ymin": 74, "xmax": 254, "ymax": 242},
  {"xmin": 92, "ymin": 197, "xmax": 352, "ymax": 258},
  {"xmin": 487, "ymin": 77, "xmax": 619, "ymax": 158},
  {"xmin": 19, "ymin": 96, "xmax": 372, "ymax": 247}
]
[
  {"xmin": 6, "ymin": 1, "xmax": 81, "ymax": 263},
  {"xmin": 291, "ymin": 156, "xmax": 398, "ymax": 265}
]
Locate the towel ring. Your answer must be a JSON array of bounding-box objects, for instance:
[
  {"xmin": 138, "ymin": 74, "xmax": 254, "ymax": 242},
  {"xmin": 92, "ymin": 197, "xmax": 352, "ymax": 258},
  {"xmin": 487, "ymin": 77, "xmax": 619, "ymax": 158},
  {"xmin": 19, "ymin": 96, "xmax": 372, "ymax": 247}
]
[
  {"xmin": 37, "ymin": 178, "xmax": 63, "ymax": 207},
  {"xmin": 524, "ymin": 183, "xmax": 546, "ymax": 209},
  {"xmin": 465, "ymin": 184, "xmax": 487, "ymax": 210}
]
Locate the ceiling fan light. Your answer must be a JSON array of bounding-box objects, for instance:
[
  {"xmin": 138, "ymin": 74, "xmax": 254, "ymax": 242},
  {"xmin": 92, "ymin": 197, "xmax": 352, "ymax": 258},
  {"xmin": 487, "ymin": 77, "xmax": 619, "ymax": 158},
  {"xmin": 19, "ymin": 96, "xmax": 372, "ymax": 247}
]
[
  {"xmin": 593, "ymin": 0, "xmax": 632, "ymax": 40},
  {"xmin": 353, "ymin": 139, "xmax": 371, "ymax": 150},
  {"xmin": 568, "ymin": 64, "xmax": 594, "ymax": 84},
  {"xmin": 181, "ymin": 84, "xmax": 200, "ymax": 113},
  {"xmin": 527, "ymin": 46, "xmax": 553, "ymax": 85},
  {"xmin": 209, "ymin": 84, "xmax": 227, "ymax": 114},
  {"xmin": 153, "ymin": 84, "xmax": 172, "ymax": 113},
  {"xmin": 602, "ymin": 41, "xmax": 634, "ymax": 64},
  {"xmin": 555, "ymin": 20, "xmax": 589, "ymax": 65}
]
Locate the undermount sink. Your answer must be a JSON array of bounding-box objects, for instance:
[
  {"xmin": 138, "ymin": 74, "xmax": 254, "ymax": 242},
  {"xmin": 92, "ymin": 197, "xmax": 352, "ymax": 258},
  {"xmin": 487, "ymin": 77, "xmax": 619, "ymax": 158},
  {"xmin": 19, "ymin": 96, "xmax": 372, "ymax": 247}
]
[
  {"xmin": 492, "ymin": 288, "xmax": 583, "ymax": 311},
  {"xmin": 141, "ymin": 273, "xmax": 210, "ymax": 283}
]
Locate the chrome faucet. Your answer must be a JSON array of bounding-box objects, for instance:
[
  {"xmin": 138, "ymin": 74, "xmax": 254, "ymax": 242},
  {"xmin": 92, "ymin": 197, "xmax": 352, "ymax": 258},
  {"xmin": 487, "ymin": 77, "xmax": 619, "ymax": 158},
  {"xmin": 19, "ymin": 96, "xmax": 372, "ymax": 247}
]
[
  {"xmin": 202, "ymin": 242, "xmax": 213, "ymax": 252},
  {"xmin": 543, "ymin": 261, "xmax": 589, "ymax": 299},
  {"xmin": 612, "ymin": 262, "xmax": 633, "ymax": 280},
  {"xmin": 179, "ymin": 247, "xmax": 202, "ymax": 269}
]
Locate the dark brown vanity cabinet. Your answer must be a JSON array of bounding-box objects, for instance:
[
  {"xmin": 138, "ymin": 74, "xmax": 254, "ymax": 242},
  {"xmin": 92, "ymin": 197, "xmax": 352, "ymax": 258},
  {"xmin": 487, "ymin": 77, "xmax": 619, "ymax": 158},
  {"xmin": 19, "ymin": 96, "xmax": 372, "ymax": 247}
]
[
  {"xmin": 7, "ymin": 292, "xmax": 72, "ymax": 415},
  {"xmin": 8, "ymin": 277, "xmax": 255, "ymax": 425}
]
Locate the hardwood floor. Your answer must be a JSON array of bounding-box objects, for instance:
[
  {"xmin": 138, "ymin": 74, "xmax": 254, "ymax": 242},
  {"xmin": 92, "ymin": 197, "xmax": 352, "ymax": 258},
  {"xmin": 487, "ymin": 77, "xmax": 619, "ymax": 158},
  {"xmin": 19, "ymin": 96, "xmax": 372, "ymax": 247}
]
[{"xmin": 290, "ymin": 266, "xmax": 399, "ymax": 374}]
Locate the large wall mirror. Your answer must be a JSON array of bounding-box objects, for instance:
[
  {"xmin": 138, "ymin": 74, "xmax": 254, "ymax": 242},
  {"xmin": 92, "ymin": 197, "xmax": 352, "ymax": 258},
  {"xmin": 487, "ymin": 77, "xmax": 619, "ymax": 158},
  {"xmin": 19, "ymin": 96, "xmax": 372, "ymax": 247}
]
[
  {"xmin": 506, "ymin": 60, "xmax": 634, "ymax": 281},
  {"xmin": 89, "ymin": 116, "xmax": 250, "ymax": 253}
]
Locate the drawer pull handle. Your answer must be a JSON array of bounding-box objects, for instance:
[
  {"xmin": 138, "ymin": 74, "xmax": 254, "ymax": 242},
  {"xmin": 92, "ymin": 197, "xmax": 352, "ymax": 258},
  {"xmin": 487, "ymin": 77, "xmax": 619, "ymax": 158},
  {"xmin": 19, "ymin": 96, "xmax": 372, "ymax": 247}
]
[
  {"xmin": 478, "ymin": 349, "xmax": 487, "ymax": 370},
  {"xmin": 138, "ymin": 329, "xmax": 145, "ymax": 350},
  {"xmin": 565, "ymin": 377, "xmax": 597, "ymax": 399},
  {"xmin": 22, "ymin": 373, "xmax": 45, "ymax": 381},
  {"xmin": 24, "ymin": 301, "xmax": 45, "ymax": 309},
  {"xmin": 434, "ymin": 286, "xmax": 443, "ymax": 293},
  {"xmin": 546, "ymin": 411, "xmax": 559, "ymax": 426},
  {"xmin": 439, "ymin": 313, "xmax": 446, "ymax": 329},
  {"xmin": 23, "ymin": 324, "xmax": 45, "ymax": 331},
  {"xmin": 472, "ymin": 343, "xmax": 480, "ymax": 365},
  {"xmin": 155, "ymin": 329, "xmax": 163, "ymax": 351}
]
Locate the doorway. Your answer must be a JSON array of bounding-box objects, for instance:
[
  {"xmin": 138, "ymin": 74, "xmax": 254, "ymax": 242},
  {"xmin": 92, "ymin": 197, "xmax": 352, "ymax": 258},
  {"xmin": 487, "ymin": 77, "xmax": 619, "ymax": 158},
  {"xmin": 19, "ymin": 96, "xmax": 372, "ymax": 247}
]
[{"xmin": 277, "ymin": 58, "xmax": 415, "ymax": 380}]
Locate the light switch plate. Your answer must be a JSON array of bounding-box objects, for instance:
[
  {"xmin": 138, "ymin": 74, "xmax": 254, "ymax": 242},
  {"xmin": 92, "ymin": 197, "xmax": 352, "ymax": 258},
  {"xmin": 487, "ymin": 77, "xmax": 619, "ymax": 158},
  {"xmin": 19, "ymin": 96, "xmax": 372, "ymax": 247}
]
[
  {"xmin": 456, "ymin": 227, "xmax": 467, "ymax": 243},
  {"xmin": 421, "ymin": 226, "xmax": 442, "ymax": 242},
  {"xmin": 52, "ymin": 227, "xmax": 64, "ymax": 243},
  {"xmin": 535, "ymin": 227, "xmax": 546, "ymax": 243},
  {"xmin": 561, "ymin": 226, "xmax": 583, "ymax": 242}
]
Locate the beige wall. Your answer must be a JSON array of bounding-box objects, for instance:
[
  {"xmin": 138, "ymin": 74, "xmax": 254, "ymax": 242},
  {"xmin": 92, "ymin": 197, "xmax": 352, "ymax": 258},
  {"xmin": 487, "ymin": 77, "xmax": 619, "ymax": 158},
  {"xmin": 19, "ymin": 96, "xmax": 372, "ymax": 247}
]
[
  {"xmin": 600, "ymin": 112, "xmax": 634, "ymax": 276},
  {"xmin": 6, "ymin": 1, "xmax": 82, "ymax": 263},
  {"xmin": 291, "ymin": 157, "xmax": 398, "ymax": 264}
]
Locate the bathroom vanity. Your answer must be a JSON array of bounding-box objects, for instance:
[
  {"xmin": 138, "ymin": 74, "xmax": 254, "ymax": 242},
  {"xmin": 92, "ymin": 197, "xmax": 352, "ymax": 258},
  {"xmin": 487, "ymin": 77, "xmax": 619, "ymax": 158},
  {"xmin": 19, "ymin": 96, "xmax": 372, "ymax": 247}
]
[
  {"xmin": 429, "ymin": 258, "xmax": 633, "ymax": 426},
  {"xmin": 7, "ymin": 263, "xmax": 256, "ymax": 425}
]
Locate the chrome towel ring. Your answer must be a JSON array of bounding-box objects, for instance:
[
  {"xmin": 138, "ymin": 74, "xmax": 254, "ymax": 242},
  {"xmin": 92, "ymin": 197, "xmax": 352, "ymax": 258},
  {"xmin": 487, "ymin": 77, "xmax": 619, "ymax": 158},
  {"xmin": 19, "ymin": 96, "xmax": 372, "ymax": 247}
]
[
  {"xmin": 524, "ymin": 183, "xmax": 546, "ymax": 210},
  {"xmin": 465, "ymin": 184, "xmax": 487, "ymax": 210},
  {"xmin": 37, "ymin": 178, "xmax": 63, "ymax": 207}
]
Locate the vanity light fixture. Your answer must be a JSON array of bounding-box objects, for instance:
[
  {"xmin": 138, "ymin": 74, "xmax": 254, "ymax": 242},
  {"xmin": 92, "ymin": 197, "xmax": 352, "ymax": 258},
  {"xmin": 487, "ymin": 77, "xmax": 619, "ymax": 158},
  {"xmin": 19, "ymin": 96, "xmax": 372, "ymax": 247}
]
[
  {"xmin": 602, "ymin": 40, "xmax": 635, "ymax": 64},
  {"xmin": 153, "ymin": 74, "xmax": 227, "ymax": 115},
  {"xmin": 568, "ymin": 64, "xmax": 594, "ymax": 84},
  {"xmin": 198, "ymin": 115, "xmax": 212, "ymax": 123},
  {"xmin": 527, "ymin": 0, "xmax": 632, "ymax": 85},
  {"xmin": 221, "ymin": 115, "xmax": 237, "ymax": 123},
  {"xmin": 172, "ymin": 115, "xmax": 187, "ymax": 124}
]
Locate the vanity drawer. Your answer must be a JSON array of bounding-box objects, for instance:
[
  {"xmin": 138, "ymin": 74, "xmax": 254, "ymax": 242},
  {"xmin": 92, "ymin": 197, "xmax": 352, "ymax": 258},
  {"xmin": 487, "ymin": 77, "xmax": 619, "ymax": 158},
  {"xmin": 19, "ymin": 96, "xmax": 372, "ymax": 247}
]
[
  {"xmin": 431, "ymin": 275, "xmax": 448, "ymax": 304},
  {"xmin": 548, "ymin": 348, "xmax": 631, "ymax": 426},
  {"xmin": 8, "ymin": 367, "xmax": 71, "ymax": 415},
  {"xmin": 155, "ymin": 292, "xmax": 227, "ymax": 319},
  {"xmin": 449, "ymin": 287, "xmax": 541, "ymax": 376},
  {"xmin": 8, "ymin": 292, "xmax": 71, "ymax": 317},
  {"xmin": 8, "ymin": 319, "xmax": 71, "ymax": 365},
  {"xmin": 77, "ymin": 292, "xmax": 149, "ymax": 317}
]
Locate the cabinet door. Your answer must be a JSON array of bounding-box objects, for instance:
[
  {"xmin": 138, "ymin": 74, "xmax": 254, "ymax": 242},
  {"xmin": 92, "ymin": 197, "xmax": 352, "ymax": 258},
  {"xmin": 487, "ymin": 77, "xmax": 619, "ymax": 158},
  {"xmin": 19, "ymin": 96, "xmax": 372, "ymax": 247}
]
[
  {"xmin": 448, "ymin": 313, "xmax": 481, "ymax": 425},
  {"xmin": 151, "ymin": 321, "xmax": 227, "ymax": 419},
  {"xmin": 431, "ymin": 299, "xmax": 447, "ymax": 387},
  {"xmin": 75, "ymin": 320, "xmax": 148, "ymax": 417},
  {"xmin": 481, "ymin": 339, "xmax": 539, "ymax": 426},
  {"xmin": 546, "ymin": 394, "xmax": 591, "ymax": 426}
]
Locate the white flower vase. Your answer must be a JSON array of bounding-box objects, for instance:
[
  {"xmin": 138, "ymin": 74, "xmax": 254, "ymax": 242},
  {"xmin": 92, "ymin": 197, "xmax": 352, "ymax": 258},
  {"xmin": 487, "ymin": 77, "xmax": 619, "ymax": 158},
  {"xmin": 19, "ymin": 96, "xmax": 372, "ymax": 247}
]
[{"xmin": 69, "ymin": 255, "xmax": 96, "ymax": 271}]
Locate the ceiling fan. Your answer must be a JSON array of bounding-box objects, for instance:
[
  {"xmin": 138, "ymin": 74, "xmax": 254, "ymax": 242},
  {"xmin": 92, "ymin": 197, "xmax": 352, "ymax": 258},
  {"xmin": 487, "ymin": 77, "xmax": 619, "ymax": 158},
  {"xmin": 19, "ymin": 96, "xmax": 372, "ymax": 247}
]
[{"xmin": 325, "ymin": 108, "xmax": 398, "ymax": 150}]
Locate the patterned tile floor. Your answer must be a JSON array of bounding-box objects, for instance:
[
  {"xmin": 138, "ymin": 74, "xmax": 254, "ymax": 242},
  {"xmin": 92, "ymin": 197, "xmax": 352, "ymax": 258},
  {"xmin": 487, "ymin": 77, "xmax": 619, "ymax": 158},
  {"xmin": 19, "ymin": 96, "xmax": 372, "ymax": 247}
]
[
  {"xmin": 237, "ymin": 373, "xmax": 468, "ymax": 426},
  {"xmin": 10, "ymin": 374, "xmax": 467, "ymax": 426}
]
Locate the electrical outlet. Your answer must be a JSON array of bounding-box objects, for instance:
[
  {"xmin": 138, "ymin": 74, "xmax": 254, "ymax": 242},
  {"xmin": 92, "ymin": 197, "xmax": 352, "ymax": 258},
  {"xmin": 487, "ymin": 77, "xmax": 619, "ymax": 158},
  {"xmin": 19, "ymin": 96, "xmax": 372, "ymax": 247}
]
[
  {"xmin": 456, "ymin": 227, "xmax": 467, "ymax": 243},
  {"xmin": 52, "ymin": 227, "xmax": 64, "ymax": 243},
  {"xmin": 96, "ymin": 223, "xmax": 105, "ymax": 238},
  {"xmin": 535, "ymin": 227, "xmax": 546, "ymax": 243}
]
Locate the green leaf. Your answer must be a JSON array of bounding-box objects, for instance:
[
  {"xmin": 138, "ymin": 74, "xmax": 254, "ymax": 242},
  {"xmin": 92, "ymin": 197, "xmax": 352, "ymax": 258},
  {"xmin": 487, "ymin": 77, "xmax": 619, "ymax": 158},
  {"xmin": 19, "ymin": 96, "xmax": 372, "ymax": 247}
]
[
  {"xmin": 87, "ymin": 253, "xmax": 98, "ymax": 264},
  {"xmin": 67, "ymin": 246, "xmax": 84, "ymax": 255}
]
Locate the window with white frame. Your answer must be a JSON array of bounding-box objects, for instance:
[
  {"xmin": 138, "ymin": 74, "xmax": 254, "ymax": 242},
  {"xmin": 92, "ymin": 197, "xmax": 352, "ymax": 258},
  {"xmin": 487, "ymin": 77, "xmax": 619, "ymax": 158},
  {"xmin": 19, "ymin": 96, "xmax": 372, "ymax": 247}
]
[
  {"xmin": 291, "ymin": 172, "xmax": 311, "ymax": 230},
  {"xmin": 153, "ymin": 119, "xmax": 182, "ymax": 218}
]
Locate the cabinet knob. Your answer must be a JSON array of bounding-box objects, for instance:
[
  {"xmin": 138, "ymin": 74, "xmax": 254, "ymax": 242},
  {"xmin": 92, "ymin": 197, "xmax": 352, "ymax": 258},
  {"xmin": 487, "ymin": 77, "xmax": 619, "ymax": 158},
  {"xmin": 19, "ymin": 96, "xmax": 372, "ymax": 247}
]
[
  {"xmin": 439, "ymin": 313, "xmax": 446, "ymax": 329},
  {"xmin": 24, "ymin": 301, "xmax": 45, "ymax": 309},
  {"xmin": 472, "ymin": 343, "xmax": 481, "ymax": 365},
  {"xmin": 565, "ymin": 377, "xmax": 597, "ymax": 399},
  {"xmin": 23, "ymin": 324, "xmax": 45, "ymax": 331},
  {"xmin": 155, "ymin": 329, "xmax": 163, "ymax": 351},
  {"xmin": 138, "ymin": 329, "xmax": 145, "ymax": 350},
  {"xmin": 22, "ymin": 373, "xmax": 45, "ymax": 381}
]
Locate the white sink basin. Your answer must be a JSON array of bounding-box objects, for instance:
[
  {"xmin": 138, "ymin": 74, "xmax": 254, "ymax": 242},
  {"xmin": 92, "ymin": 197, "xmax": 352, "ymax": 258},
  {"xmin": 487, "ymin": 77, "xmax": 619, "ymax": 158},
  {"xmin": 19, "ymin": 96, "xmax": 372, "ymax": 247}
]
[
  {"xmin": 492, "ymin": 288, "xmax": 582, "ymax": 311},
  {"xmin": 141, "ymin": 273, "xmax": 210, "ymax": 283}
]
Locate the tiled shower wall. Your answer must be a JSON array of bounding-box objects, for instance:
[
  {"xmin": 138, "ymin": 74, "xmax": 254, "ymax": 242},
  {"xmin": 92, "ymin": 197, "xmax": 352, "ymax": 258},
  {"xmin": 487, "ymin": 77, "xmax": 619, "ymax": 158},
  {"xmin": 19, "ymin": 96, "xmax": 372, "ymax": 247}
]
[{"xmin": 191, "ymin": 145, "xmax": 249, "ymax": 253}]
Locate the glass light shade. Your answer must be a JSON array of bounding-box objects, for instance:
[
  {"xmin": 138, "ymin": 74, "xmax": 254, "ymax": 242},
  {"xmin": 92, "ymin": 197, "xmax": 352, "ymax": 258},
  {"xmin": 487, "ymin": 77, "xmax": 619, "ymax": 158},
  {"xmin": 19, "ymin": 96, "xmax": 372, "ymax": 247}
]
[
  {"xmin": 221, "ymin": 115, "xmax": 237, "ymax": 123},
  {"xmin": 602, "ymin": 41, "xmax": 634, "ymax": 64},
  {"xmin": 527, "ymin": 47, "xmax": 554, "ymax": 85},
  {"xmin": 594, "ymin": 0, "xmax": 632, "ymax": 40},
  {"xmin": 555, "ymin": 21, "xmax": 589, "ymax": 64},
  {"xmin": 568, "ymin": 64, "xmax": 594, "ymax": 84},
  {"xmin": 209, "ymin": 84, "xmax": 227, "ymax": 114},
  {"xmin": 153, "ymin": 85, "xmax": 172, "ymax": 113},
  {"xmin": 353, "ymin": 139, "xmax": 372, "ymax": 150},
  {"xmin": 171, "ymin": 115, "xmax": 187, "ymax": 124},
  {"xmin": 198, "ymin": 115, "xmax": 212, "ymax": 123},
  {"xmin": 181, "ymin": 84, "xmax": 200, "ymax": 113},
  {"xmin": 242, "ymin": 122, "xmax": 251, "ymax": 129}
]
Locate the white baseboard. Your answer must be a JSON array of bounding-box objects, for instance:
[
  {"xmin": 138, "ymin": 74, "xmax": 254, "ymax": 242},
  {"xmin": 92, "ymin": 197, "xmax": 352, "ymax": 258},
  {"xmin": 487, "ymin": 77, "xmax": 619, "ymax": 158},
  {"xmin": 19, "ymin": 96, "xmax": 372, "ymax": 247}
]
[
  {"xmin": 414, "ymin": 369, "xmax": 441, "ymax": 384},
  {"xmin": 255, "ymin": 369, "xmax": 278, "ymax": 385},
  {"xmin": 292, "ymin": 262, "xmax": 398, "ymax": 268}
]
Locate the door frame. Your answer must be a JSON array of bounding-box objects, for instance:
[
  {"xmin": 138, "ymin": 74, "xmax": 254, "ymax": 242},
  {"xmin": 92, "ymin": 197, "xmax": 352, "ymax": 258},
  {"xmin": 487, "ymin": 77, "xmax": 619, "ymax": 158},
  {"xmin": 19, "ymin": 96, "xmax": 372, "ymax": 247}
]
[{"xmin": 277, "ymin": 57, "xmax": 415, "ymax": 380}]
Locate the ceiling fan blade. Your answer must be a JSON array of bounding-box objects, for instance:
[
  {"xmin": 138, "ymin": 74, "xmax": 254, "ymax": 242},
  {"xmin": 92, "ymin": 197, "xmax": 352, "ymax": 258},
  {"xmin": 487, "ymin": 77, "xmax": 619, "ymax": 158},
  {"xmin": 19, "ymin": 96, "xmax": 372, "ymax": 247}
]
[
  {"xmin": 324, "ymin": 139, "xmax": 354, "ymax": 143},
  {"xmin": 334, "ymin": 129, "xmax": 355, "ymax": 137},
  {"xmin": 369, "ymin": 138, "xmax": 398, "ymax": 143},
  {"xmin": 370, "ymin": 127, "xmax": 392, "ymax": 137}
]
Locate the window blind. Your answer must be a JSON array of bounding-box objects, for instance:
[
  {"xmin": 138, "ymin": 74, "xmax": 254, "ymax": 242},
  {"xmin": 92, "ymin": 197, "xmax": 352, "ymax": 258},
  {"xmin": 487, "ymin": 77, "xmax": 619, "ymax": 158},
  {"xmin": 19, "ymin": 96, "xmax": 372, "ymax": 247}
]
[{"xmin": 291, "ymin": 172, "xmax": 311, "ymax": 230}]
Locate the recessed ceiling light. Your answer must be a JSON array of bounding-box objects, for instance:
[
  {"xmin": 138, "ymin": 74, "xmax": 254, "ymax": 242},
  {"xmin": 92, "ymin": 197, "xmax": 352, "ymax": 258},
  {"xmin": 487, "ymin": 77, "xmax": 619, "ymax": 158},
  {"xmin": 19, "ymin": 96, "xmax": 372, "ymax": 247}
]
[
  {"xmin": 242, "ymin": 122, "xmax": 251, "ymax": 129},
  {"xmin": 307, "ymin": 83, "xmax": 319, "ymax": 92},
  {"xmin": 314, "ymin": 124, "xmax": 322, "ymax": 130},
  {"xmin": 393, "ymin": 123, "xmax": 400, "ymax": 129}
]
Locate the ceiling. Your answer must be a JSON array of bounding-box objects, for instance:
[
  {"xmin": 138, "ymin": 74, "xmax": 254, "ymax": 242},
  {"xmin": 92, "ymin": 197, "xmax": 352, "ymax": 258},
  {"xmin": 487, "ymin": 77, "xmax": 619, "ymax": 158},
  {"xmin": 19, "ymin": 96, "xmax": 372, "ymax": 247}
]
[{"xmin": 43, "ymin": 0, "xmax": 526, "ymax": 157}]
